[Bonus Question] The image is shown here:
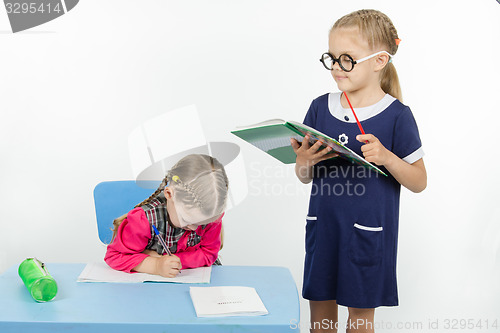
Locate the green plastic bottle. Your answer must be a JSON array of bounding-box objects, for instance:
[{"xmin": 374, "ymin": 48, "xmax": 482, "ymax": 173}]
[{"xmin": 18, "ymin": 258, "xmax": 58, "ymax": 302}]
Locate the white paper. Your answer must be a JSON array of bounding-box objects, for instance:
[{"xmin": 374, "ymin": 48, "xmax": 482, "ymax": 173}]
[
  {"xmin": 77, "ymin": 262, "xmax": 211, "ymax": 284},
  {"xmin": 190, "ymin": 286, "xmax": 269, "ymax": 317}
]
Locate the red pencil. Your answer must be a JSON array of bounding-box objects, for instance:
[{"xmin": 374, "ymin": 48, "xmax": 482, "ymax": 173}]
[{"xmin": 343, "ymin": 92, "xmax": 365, "ymax": 135}]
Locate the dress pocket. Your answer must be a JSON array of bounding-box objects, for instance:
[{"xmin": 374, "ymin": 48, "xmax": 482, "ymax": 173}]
[
  {"xmin": 348, "ymin": 223, "xmax": 383, "ymax": 266},
  {"xmin": 305, "ymin": 216, "xmax": 317, "ymax": 254}
]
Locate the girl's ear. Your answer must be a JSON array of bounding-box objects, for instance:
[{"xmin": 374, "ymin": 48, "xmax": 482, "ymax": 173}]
[
  {"xmin": 374, "ymin": 53, "xmax": 390, "ymax": 72},
  {"xmin": 163, "ymin": 187, "xmax": 174, "ymax": 200}
]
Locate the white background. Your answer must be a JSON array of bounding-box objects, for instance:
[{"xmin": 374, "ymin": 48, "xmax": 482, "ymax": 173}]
[{"xmin": 1, "ymin": 1, "xmax": 499, "ymax": 332}]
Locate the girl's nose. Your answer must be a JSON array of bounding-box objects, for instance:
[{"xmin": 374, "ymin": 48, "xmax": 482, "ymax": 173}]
[{"xmin": 332, "ymin": 60, "xmax": 342, "ymax": 71}]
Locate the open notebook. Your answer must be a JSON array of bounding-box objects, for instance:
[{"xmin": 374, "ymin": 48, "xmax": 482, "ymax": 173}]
[
  {"xmin": 231, "ymin": 118, "xmax": 387, "ymax": 176},
  {"xmin": 77, "ymin": 262, "xmax": 211, "ymax": 284}
]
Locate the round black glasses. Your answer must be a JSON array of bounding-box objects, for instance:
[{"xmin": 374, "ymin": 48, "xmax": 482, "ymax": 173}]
[
  {"xmin": 320, "ymin": 51, "xmax": 394, "ymax": 72},
  {"xmin": 320, "ymin": 53, "xmax": 356, "ymax": 72}
]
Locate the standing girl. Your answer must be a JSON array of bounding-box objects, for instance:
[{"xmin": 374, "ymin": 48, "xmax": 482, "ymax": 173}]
[
  {"xmin": 291, "ymin": 9, "xmax": 427, "ymax": 333},
  {"xmin": 105, "ymin": 154, "xmax": 229, "ymax": 278}
]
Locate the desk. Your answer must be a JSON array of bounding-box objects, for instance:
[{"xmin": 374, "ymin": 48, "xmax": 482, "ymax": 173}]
[{"xmin": 0, "ymin": 264, "xmax": 299, "ymax": 332}]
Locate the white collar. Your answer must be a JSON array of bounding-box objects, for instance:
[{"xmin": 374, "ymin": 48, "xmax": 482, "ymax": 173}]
[{"xmin": 328, "ymin": 92, "xmax": 396, "ymax": 123}]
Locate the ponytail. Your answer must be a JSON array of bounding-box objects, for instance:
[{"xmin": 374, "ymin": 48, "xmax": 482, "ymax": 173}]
[
  {"xmin": 110, "ymin": 214, "xmax": 127, "ymax": 242},
  {"xmin": 381, "ymin": 62, "xmax": 402, "ymax": 101}
]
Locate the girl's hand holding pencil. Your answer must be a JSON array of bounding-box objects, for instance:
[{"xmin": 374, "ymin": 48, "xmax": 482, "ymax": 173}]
[
  {"xmin": 150, "ymin": 224, "xmax": 182, "ymax": 277},
  {"xmin": 356, "ymin": 134, "xmax": 392, "ymax": 166},
  {"xmin": 155, "ymin": 255, "xmax": 182, "ymax": 278},
  {"xmin": 140, "ymin": 249, "xmax": 182, "ymax": 278}
]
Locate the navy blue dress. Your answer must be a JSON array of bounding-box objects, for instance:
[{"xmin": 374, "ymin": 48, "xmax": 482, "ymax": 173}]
[{"xmin": 302, "ymin": 93, "xmax": 423, "ymax": 308}]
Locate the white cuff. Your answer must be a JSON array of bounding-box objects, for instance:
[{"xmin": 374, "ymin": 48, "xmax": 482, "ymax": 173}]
[{"xmin": 402, "ymin": 147, "xmax": 425, "ymax": 164}]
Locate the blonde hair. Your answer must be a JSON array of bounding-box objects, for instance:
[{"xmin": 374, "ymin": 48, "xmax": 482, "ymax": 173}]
[
  {"xmin": 111, "ymin": 154, "xmax": 229, "ymax": 245},
  {"xmin": 331, "ymin": 9, "xmax": 402, "ymax": 101},
  {"xmin": 166, "ymin": 154, "xmax": 229, "ymax": 221}
]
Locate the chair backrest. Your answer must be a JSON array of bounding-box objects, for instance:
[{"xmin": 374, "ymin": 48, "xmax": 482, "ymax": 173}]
[{"xmin": 93, "ymin": 181, "xmax": 155, "ymax": 245}]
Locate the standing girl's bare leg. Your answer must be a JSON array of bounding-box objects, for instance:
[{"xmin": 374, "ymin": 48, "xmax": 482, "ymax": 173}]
[
  {"xmin": 347, "ymin": 307, "xmax": 375, "ymax": 333},
  {"xmin": 309, "ymin": 300, "xmax": 338, "ymax": 333}
]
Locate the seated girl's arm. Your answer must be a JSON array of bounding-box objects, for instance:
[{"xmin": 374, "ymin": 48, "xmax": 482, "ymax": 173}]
[
  {"xmin": 132, "ymin": 253, "xmax": 182, "ymax": 278},
  {"xmin": 104, "ymin": 208, "xmax": 151, "ymax": 273},
  {"xmin": 174, "ymin": 217, "xmax": 223, "ymax": 269},
  {"xmin": 104, "ymin": 208, "xmax": 181, "ymax": 277},
  {"xmin": 357, "ymin": 134, "xmax": 427, "ymax": 193}
]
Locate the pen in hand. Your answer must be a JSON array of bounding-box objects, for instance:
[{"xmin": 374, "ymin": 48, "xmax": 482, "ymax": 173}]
[
  {"xmin": 152, "ymin": 224, "xmax": 181, "ymax": 274},
  {"xmin": 152, "ymin": 224, "xmax": 172, "ymax": 256}
]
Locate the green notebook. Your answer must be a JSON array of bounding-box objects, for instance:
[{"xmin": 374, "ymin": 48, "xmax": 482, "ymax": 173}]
[{"xmin": 231, "ymin": 119, "xmax": 387, "ymax": 176}]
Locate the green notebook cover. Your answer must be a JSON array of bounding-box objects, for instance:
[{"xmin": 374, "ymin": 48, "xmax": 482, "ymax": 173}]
[{"xmin": 231, "ymin": 119, "xmax": 387, "ymax": 176}]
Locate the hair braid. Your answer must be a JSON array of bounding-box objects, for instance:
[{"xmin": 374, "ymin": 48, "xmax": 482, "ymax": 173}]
[
  {"xmin": 168, "ymin": 173, "xmax": 204, "ymax": 208},
  {"xmin": 109, "ymin": 177, "xmax": 168, "ymax": 243},
  {"xmin": 375, "ymin": 11, "xmax": 399, "ymax": 54},
  {"xmin": 134, "ymin": 177, "xmax": 168, "ymax": 208},
  {"xmin": 167, "ymin": 154, "xmax": 229, "ymax": 220}
]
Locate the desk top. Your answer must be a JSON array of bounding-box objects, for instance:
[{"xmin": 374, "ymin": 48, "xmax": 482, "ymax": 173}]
[{"xmin": 0, "ymin": 263, "xmax": 299, "ymax": 333}]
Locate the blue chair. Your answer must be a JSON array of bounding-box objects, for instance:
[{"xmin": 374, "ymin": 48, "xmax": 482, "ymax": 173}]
[{"xmin": 93, "ymin": 181, "xmax": 157, "ymax": 245}]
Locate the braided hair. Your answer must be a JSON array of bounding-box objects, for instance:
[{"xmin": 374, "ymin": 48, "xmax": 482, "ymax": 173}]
[
  {"xmin": 331, "ymin": 9, "xmax": 402, "ymax": 101},
  {"xmin": 110, "ymin": 154, "xmax": 229, "ymax": 242},
  {"xmin": 165, "ymin": 154, "xmax": 229, "ymax": 220}
]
